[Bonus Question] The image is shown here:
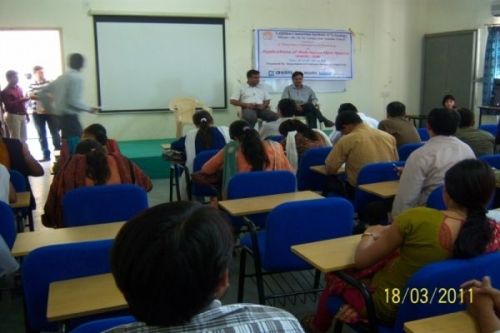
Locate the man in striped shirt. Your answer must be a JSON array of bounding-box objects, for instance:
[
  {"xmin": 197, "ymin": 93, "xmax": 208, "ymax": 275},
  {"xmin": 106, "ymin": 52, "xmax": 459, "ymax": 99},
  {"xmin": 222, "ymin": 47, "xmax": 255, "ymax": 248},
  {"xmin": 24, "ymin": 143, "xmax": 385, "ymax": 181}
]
[
  {"xmin": 105, "ymin": 202, "xmax": 304, "ymax": 333},
  {"xmin": 29, "ymin": 66, "xmax": 61, "ymax": 162}
]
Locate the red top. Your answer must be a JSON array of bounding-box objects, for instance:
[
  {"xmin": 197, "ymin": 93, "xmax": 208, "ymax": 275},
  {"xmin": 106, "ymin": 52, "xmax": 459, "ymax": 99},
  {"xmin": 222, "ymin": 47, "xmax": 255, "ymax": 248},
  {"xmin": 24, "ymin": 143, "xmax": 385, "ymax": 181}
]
[{"xmin": 1, "ymin": 85, "xmax": 27, "ymax": 115}]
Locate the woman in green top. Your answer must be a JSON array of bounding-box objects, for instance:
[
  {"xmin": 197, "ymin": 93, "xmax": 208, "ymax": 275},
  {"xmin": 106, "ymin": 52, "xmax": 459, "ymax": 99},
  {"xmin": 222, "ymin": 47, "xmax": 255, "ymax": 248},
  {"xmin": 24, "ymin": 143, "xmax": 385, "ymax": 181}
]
[{"xmin": 305, "ymin": 159, "xmax": 500, "ymax": 332}]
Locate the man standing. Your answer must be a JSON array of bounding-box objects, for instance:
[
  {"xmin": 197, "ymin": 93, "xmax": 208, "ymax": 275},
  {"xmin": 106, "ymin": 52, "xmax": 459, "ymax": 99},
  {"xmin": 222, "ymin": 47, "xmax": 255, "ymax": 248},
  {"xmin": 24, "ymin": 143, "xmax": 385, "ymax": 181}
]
[
  {"xmin": 39, "ymin": 53, "xmax": 97, "ymax": 153},
  {"xmin": 1, "ymin": 70, "xmax": 29, "ymax": 142},
  {"xmin": 282, "ymin": 71, "xmax": 334, "ymax": 128},
  {"xmin": 230, "ymin": 69, "xmax": 278, "ymax": 128},
  {"xmin": 29, "ymin": 66, "xmax": 61, "ymax": 161}
]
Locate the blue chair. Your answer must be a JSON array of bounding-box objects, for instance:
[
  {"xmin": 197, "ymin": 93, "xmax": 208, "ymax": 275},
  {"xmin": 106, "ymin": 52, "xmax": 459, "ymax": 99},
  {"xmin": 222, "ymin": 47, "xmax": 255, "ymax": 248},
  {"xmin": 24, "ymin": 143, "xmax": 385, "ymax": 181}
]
[
  {"xmin": 426, "ymin": 185, "xmax": 445, "ymax": 210},
  {"xmin": 398, "ymin": 143, "xmax": 424, "ymax": 162},
  {"xmin": 417, "ymin": 128, "xmax": 429, "ymax": 141},
  {"xmin": 22, "ymin": 240, "xmax": 119, "ymax": 332},
  {"xmin": 331, "ymin": 251, "xmax": 500, "ymax": 333},
  {"xmin": 238, "ymin": 197, "xmax": 354, "ymax": 304},
  {"xmin": 191, "ymin": 149, "xmax": 219, "ymax": 198},
  {"xmin": 265, "ymin": 135, "xmax": 284, "ymax": 142},
  {"xmin": 297, "ymin": 147, "xmax": 332, "ymax": 191},
  {"xmin": 227, "ymin": 171, "xmax": 296, "ymax": 229},
  {"xmin": 9, "ymin": 169, "xmax": 35, "ymax": 231},
  {"xmin": 479, "ymin": 124, "xmax": 498, "ymax": 137},
  {"xmin": 62, "ymin": 184, "xmax": 148, "ymax": 227},
  {"xmin": 0, "ymin": 201, "xmax": 16, "ymax": 249},
  {"xmin": 71, "ymin": 316, "xmax": 136, "ymax": 333},
  {"xmin": 479, "ymin": 154, "xmax": 500, "ymax": 169}
]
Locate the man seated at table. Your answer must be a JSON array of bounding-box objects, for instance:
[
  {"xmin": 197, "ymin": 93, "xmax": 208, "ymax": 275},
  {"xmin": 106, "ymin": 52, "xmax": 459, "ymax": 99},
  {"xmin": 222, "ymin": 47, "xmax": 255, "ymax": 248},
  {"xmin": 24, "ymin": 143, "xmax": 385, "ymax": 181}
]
[
  {"xmin": 329, "ymin": 103, "xmax": 379, "ymax": 145},
  {"xmin": 391, "ymin": 108, "xmax": 475, "ymax": 217},
  {"xmin": 230, "ymin": 69, "xmax": 278, "ymax": 128},
  {"xmin": 259, "ymin": 98, "xmax": 296, "ymax": 139},
  {"xmin": 324, "ymin": 111, "xmax": 398, "ymax": 199},
  {"xmin": 106, "ymin": 201, "xmax": 304, "ymax": 333},
  {"xmin": 378, "ymin": 101, "xmax": 421, "ymax": 148},
  {"xmin": 281, "ymin": 71, "xmax": 334, "ymax": 128},
  {"xmin": 455, "ymin": 107, "xmax": 495, "ymax": 157}
]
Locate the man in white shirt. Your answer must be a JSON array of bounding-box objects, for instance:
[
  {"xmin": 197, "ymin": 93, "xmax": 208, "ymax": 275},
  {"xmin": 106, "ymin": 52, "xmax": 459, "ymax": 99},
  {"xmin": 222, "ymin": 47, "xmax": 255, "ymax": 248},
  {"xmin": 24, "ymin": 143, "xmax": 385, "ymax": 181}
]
[
  {"xmin": 391, "ymin": 108, "xmax": 475, "ymax": 217},
  {"xmin": 329, "ymin": 103, "xmax": 379, "ymax": 145},
  {"xmin": 230, "ymin": 70, "xmax": 278, "ymax": 128},
  {"xmin": 259, "ymin": 98, "xmax": 296, "ymax": 139}
]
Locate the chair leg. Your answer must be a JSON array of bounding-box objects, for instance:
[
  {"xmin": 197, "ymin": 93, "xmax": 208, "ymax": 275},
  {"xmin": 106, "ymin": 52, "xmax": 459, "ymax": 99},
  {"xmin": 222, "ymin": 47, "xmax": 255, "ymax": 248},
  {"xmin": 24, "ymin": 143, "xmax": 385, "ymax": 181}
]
[
  {"xmin": 237, "ymin": 249, "xmax": 247, "ymax": 302},
  {"xmin": 28, "ymin": 211, "xmax": 34, "ymax": 231},
  {"xmin": 169, "ymin": 165, "xmax": 174, "ymax": 202},
  {"xmin": 174, "ymin": 165, "xmax": 181, "ymax": 201},
  {"xmin": 314, "ymin": 269, "xmax": 321, "ymax": 289}
]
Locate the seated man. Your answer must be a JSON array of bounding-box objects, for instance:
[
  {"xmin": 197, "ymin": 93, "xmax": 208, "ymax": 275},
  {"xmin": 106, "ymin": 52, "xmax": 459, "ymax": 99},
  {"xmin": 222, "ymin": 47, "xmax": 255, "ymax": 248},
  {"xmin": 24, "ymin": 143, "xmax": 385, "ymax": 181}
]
[
  {"xmin": 455, "ymin": 108, "xmax": 495, "ymax": 157},
  {"xmin": 329, "ymin": 103, "xmax": 379, "ymax": 145},
  {"xmin": 230, "ymin": 69, "xmax": 278, "ymax": 128},
  {"xmin": 259, "ymin": 98, "xmax": 296, "ymax": 139},
  {"xmin": 106, "ymin": 202, "xmax": 304, "ymax": 332},
  {"xmin": 325, "ymin": 111, "xmax": 398, "ymax": 199},
  {"xmin": 391, "ymin": 108, "xmax": 475, "ymax": 217},
  {"xmin": 281, "ymin": 71, "xmax": 333, "ymax": 128},
  {"xmin": 378, "ymin": 101, "xmax": 421, "ymax": 148}
]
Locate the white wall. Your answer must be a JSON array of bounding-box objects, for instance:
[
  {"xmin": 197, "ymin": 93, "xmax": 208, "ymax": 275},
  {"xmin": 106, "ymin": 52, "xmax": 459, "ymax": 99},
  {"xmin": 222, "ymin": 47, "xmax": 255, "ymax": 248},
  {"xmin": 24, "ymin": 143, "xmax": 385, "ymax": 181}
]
[{"xmin": 1, "ymin": 0, "xmax": 427, "ymax": 140}]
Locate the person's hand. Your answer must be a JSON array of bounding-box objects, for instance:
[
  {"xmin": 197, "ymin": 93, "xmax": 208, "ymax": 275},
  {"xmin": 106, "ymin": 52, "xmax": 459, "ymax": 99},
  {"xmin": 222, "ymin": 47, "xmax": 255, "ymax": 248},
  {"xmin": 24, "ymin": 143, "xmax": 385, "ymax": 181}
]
[
  {"xmin": 365, "ymin": 225, "xmax": 388, "ymax": 235},
  {"xmin": 243, "ymin": 103, "xmax": 255, "ymax": 109},
  {"xmin": 462, "ymin": 276, "xmax": 500, "ymax": 315},
  {"xmin": 255, "ymin": 104, "xmax": 266, "ymax": 111},
  {"xmin": 393, "ymin": 165, "xmax": 404, "ymax": 177},
  {"xmin": 296, "ymin": 104, "xmax": 303, "ymax": 112}
]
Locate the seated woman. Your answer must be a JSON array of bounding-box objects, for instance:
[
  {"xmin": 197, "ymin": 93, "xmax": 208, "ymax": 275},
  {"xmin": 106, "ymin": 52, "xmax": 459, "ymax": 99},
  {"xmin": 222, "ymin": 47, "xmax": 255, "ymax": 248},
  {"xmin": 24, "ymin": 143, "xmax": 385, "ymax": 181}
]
[
  {"xmin": 200, "ymin": 119, "xmax": 292, "ymax": 196},
  {"xmin": 171, "ymin": 111, "xmax": 230, "ymax": 171},
  {"xmin": 279, "ymin": 118, "xmax": 331, "ymax": 170},
  {"xmin": 82, "ymin": 123, "xmax": 121, "ymax": 154},
  {"xmin": 304, "ymin": 159, "xmax": 500, "ymax": 332},
  {"xmin": 43, "ymin": 139, "xmax": 153, "ymax": 228}
]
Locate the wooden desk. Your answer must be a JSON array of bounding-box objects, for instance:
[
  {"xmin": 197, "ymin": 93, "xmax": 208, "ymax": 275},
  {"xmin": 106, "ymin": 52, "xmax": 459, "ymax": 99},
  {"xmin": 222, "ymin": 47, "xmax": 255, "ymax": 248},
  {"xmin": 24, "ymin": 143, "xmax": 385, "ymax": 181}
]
[
  {"xmin": 404, "ymin": 311, "xmax": 478, "ymax": 333},
  {"xmin": 11, "ymin": 221, "xmax": 125, "ymax": 257},
  {"xmin": 358, "ymin": 180, "xmax": 400, "ymax": 199},
  {"xmin": 309, "ymin": 165, "xmax": 345, "ymax": 175},
  {"xmin": 10, "ymin": 191, "xmax": 30, "ymax": 208},
  {"xmin": 291, "ymin": 235, "xmax": 361, "ymax": 272},
  {"xmin": 478, "ymin": 105, "xmax": 500, "ymax": 126},
  {"xmin": 47, "ymin": 273, "xmax": 126, "ymax": 321},
  {"xmin": 219, "ymin": 191, "xmax": 323, "ymax": 217}
]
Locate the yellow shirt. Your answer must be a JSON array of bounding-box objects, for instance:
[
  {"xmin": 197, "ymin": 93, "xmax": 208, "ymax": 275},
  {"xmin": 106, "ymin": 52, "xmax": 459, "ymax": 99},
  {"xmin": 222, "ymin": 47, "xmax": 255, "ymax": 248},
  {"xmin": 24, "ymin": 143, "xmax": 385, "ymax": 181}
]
[{"xmin": 325, "ymin": 123, "xmax": 398, "ymax": 186}]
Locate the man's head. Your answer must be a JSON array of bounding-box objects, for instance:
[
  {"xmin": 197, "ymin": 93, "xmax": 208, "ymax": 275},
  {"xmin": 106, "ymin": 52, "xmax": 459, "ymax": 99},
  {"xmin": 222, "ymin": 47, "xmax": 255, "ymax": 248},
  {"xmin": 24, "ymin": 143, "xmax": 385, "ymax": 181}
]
[
  {"xmin": 335, "ymin": 110, "xmax": 362, "ymax": 135},
  {"xmin": 277, "ymin": 98, "xmax": 296, "ymax": 118},
  {"xmin": 427, "ymin": 108, "xmax": 460, "ymax": 136},
  {"xmin": 33, "ymin": 66, "xmax": 45, "ymax": 82},
  {"xmin": 5, "ymin": 70, "xmax": 18, "ymax": 86},
  {"xmin": 68, "ymin": 53, "xmax": 84, "ymax": 71},
  {"xmin": 338, "ymin": 103, "xmax": 358, "ymax": 114},
  {"xmin": 386, "ymin": 101, "xmax": 406, "ymax": 118},
  {"xmin": 457, "ymin": 108, "xmax": 475, "ymax": 128},
  {"xmin": 291, "ymin": 71, "xmax": 304, "ymax": 87},
  {"xmin": 442, "ymin": 94, "xmax": 456, "ymax": 110},
  {"xmin": 246, "ymin": 69, "xmax": 260, "ymax": 86},
  {"xmin": 111, "ymin": 202, "xmax": 234, "ymax": 326}
]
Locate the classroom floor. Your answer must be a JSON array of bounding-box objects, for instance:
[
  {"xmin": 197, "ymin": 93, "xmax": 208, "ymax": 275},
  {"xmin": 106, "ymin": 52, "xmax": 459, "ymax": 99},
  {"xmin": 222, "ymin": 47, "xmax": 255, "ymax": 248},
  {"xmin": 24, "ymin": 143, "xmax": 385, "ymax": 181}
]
[{"xmin": 0, "ymin": 153, "xmax": 352, "ymax": 333}]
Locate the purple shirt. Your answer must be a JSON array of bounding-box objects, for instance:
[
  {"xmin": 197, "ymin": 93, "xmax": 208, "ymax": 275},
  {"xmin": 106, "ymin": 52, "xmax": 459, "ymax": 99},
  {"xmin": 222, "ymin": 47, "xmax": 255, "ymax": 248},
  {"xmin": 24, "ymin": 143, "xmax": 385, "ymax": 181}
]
[{"xmin": 1, "ymin": 85, "xmax": 27, "ymax": 115}]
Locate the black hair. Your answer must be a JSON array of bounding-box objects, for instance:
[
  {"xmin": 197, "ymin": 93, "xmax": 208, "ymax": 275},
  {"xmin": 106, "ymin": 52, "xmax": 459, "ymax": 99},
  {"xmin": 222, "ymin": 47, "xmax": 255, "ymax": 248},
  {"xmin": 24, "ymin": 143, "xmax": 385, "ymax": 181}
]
[
  {"xmin": 33, "ymin": 66, "xmax": 43, "ymax": 73},
  {"xmin": 338, "ymin": 103, "xmax": 358, "ymax": 114},
  {"xmin": 442, "ymin": 94, "xmax": 456, "ymax": 107},
  {"xmin": 386, "ymin": 101, "xmax": 406, "ymax": 118},
  {"xmin": 445, "ymin": 159, "xmax": 495, "ymax": 258},
  {"xmin": 69, "ymin": 53, "xmax": 84, "ymax": 70},
  {"xmin": 335, "ymin": 110, "xmax": 362, "ymax": 131},
  {"xmin": 83, "ymin": 124, "xmax": 108, "ymax": 146},
  {"xmin": 427, "ymin": 108, "xmax": 459, "ymax": 135},
  {"xmin": 75, "ymin": 139, "xmax": 110, "ymax": 185},
  {"xmin": 279, "ymin": 119, "xmax": 318, "ymax": 141},
  {"xmin": 246, "ymin": 69, "xmax": 259, "ymax": 78},
  {"xmin": 111, "ymin": 202, "xmax": 234, "ymax": 326},
  {"xmin": 193, "ymin": 110, "xmax": 214, "ymax": 149},
  {"xmin": 457, "ymin": 107, "xmax": 474, "ymax": 128},
  {"xmin": 5, "ymin": 70, "xmax": 17, "ymax": 80},
  {"xmin": 229, "ymin": 120, "xmax": 269, "ymax": 171},
  {"xmin": 277, "ymin": 98, "xmax": 297, "ymax": 118},
  {"xmin": 292, "ymin": 71, "xmax": 304, "ymax": 78}
]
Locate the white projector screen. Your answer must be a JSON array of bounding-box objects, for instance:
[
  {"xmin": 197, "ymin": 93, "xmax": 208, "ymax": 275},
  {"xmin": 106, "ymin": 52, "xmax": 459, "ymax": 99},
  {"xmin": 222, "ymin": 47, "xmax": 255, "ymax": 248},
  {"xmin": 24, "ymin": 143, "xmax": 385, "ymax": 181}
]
[{"xmin": 94, "ymin": 16, "xmax": 227, "ymax": 112}]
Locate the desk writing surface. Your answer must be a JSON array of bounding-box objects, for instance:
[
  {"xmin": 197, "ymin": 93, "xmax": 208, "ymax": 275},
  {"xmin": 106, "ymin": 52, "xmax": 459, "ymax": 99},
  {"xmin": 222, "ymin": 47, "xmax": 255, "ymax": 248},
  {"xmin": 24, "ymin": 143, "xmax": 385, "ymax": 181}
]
[
  {"xmin": 404, "ymin": 311, "xmax": 478, "ymax": 333},
  {"xmin": 358, "ymin": 180, "xmax": 400, "ymax": 199},
  {"xmin": 309, "ymin": 165, "xmax": 345, "ymax": 175},
  {"xmin": 11, "ymin": 221, "xmax": 125, "ymax": 257},
  {"xmin": 291, "ymin": 235, "xmax": 361, "ymax": 272},
  {"xmin": 10, "ymin": 191, "xmax": 30, "ymax": 209},
  {"xmin": 47, "ymin": 273, "xmax": 126, "ymax": 321},
  {"xmin": 218, "ymin": 191, "xmax": 323, "ymax": 217}
]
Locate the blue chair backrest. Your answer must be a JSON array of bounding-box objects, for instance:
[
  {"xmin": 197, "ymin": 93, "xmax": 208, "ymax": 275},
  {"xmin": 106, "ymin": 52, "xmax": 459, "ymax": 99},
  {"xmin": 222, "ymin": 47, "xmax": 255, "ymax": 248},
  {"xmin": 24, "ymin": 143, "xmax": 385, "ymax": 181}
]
[
  {"xmin": 71, "ymin": 316, "xmax": 136, "ymax": 333},
  {"xmin": 417, "ymin": 127, "xmax": 429, "ymax": 141},
  {"xmin": 191, "ymin": 149, "xmax": 219, "ymax": 197},
  {"xmin": 391, "ymin": 251, "xmax": 500, "ymax": 333},
  {"xmin": 479, "ymin": 124, "xmax": 498, "ymax": 137},
  {"xmin": 426, "ymin": 185, "xmax": 445, "ymax": 210},
  {"xmin": 263, "ymin": 198, "xmax": 353, "ymax": 271},
  {"xmin": 22, "ymin": 240, "xmax": 114, "ymax": 332},
  {"xmin": 227, "ymin": 171, "xmax": 296, "ymax": 229},
  {"xmin": 63, "ymin": 184, "xmax": 148, "ymax": 227},
  {"xmin": 479, "ymin": 154, "xmax": 500, "ymax": 169},
  {"xmin": 9, "ymin": 169, "xmax": 27, "ymax": 191},
  {"xmin": 265, "ymin": 135, "xmax": 283, "ymax": 142},
  {"xmin": 0, "ymin": 201, "xmax": 16, "ymax": 249},
  {"xmin": 296, "ymin": 147, "xmax": 332, "ymax": 191},
  {"xmin": 398, "ymin": 143, "xmax": 424, "ymax": 161},
  {"xmin": 354, "ymin": 161, "xmax": 403, "ymax": 214}
]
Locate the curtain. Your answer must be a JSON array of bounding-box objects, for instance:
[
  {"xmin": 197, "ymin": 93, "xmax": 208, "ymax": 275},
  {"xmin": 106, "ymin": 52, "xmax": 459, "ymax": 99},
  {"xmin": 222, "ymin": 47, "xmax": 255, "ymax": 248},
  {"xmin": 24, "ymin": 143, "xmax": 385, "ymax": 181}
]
[{"xmin": 483, "ymin": 27, "xmax": 500, "ymax": 105}]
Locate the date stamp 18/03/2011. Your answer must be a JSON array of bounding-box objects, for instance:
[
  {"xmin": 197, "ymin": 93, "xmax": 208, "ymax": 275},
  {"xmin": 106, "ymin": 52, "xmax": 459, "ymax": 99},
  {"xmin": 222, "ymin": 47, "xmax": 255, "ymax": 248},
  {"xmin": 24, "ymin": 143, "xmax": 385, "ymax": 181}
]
[{"xmin": 384, "ymin": 288, "xmax": 473, "ymax": 305}]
